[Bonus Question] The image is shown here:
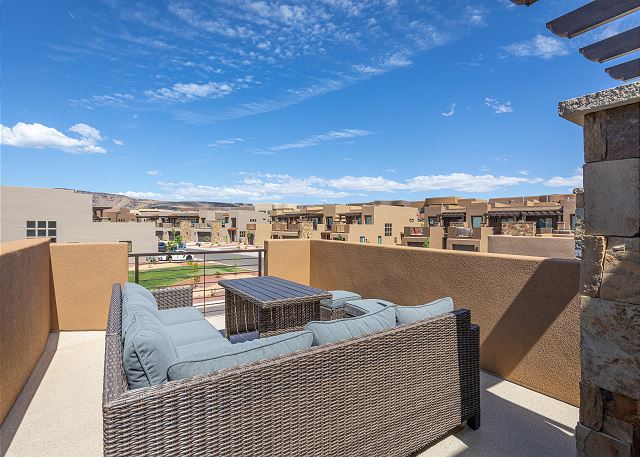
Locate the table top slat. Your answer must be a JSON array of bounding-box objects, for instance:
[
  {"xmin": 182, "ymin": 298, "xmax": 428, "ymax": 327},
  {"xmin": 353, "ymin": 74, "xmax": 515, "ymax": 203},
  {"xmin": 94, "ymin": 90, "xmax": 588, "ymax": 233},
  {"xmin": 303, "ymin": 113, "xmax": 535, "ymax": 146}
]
[{"xmin": 219, "ymin": 276, "xmax": 330, "ymax": 306}]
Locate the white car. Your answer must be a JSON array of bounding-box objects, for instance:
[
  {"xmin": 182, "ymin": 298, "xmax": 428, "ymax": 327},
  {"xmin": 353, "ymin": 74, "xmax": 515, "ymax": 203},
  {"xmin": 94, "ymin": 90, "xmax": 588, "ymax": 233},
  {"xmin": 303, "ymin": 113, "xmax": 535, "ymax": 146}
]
[{"xmin": 147, "ymin": 250, "xmax": 195, "ymax": 262}]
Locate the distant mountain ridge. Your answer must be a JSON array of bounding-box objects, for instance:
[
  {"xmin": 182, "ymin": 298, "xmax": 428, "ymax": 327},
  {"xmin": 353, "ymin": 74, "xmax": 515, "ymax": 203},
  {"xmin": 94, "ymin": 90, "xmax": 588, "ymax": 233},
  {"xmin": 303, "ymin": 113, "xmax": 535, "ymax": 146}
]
[{"xmin": 73, "ymin": 190, "xmax": 252, "ymax": 211}]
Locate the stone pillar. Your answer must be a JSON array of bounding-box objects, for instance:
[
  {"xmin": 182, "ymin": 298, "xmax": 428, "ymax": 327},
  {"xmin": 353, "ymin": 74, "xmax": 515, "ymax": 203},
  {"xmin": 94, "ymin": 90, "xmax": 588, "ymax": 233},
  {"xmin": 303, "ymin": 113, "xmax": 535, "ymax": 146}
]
[{"xmin": 560, "ymin": 83, "xmax": 640, "ymax": 457}]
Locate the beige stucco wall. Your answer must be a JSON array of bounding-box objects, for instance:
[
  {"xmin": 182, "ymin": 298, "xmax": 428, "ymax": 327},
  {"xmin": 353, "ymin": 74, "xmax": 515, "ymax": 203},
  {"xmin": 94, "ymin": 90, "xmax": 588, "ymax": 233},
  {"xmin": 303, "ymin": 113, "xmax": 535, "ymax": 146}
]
[
  {"xmin": 0, "ymin": 239, "xmax": 51, "ymax": 424},
  {"xmin": 264, "ymin": 239, "xmax": 311, "ymax": 285},
  {"xmin": 253, "ymin": 223, "xmax": 271, "ymax": 247},
  {"xmin": 49, "ymin": 243, "xmax": 128, "ymax": 330},
  {"xmin": 265, "ymin": 239, "xmax": 581, "ymax": 405},
  {"xmin": 488, "ymin": 235, "xmax": 576, "ymax": 259}
]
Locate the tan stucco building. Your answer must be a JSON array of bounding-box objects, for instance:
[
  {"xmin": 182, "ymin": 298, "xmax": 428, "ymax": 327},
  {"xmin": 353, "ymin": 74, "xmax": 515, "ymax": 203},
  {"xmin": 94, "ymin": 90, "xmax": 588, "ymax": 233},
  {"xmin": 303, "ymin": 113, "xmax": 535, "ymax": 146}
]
[{"xmin": 0, "ymin": 186, "xmax": 158, "ymax": 253}]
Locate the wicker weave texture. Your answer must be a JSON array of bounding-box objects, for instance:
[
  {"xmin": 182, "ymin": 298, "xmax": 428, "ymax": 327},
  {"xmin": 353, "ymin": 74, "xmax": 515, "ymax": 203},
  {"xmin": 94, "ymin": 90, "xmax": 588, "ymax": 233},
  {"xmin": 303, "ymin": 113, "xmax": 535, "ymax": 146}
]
[
  {"xmin": 320, "ymin": 305, "xmax": 345, "ymax": 320},
  {"xmin": 151, "ymin": 286, "xmax": 193, "ymax": 309},
  {"xmin": 103, "ymin": 283, "xmax": 480, "ymax": 457}
]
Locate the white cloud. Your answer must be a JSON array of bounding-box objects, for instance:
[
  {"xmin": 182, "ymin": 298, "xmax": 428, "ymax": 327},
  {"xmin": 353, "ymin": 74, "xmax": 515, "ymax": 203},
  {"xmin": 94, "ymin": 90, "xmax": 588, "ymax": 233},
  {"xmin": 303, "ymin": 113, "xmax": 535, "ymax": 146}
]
[
  {"xmin": 502, "ymin": 34, "xmax": 569, "ymax": 60},
  {"xmin": 485, "ymin": 98, "xmax": 513, "ymax": 114},
  {"xmin": 544, "ymin": 168, "xmax": 583, "ymax": 188},
  {"xmin": 146, "ymin": 170, "xmax": 162, "ymax": 176},
  {"xmin": 384, "ymin": 168, "xmax": 397, "ymax": 173},
  {"xmin": 145, "ymin": 82, "xmax": 233, "ymax": 101},
  {"xmin": 442, "ymin": 102, "xmax": 456, "ymax": 117},
  {"xmin": 0, "ymin": 122, "xmax": 107, "ymax": 154},
  {"xmin": 207, "ymin": 137, "xmax": 247, "ymax": 147},
  {"xmin": 269, "ymin": 129, "xmax": 372, "ymax": 151},
  {"xmin": 518, "ymin": 170, "xmax": 529, "ymax": 176},
  {"xmin": 69, "ymin": 93, "xmax": 133, "ymax": 109},
  {"xmin": 122, "ymin": 191, "xmax": 165, "ymax": 199},
  {"xmin": 113, "ymin": 139, "xmax": 124, "ymax": 146},
  {"xmin": 151, "ymin": 170, "xmax": 549, "ymax": 201}
]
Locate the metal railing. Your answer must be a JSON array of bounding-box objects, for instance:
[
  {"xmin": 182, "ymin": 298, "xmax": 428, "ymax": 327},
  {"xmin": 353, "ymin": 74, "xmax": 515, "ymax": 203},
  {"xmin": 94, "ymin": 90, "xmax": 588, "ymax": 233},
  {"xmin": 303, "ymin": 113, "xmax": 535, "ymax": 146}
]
[{"xmin": 128, "ymin": 248, "xmax": 264, "ymax": 317}]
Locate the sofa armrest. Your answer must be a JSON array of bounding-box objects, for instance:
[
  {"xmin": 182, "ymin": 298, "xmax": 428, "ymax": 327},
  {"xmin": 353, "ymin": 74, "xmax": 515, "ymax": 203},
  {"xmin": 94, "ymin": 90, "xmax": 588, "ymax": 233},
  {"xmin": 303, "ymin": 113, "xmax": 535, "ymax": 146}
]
[{"xmin": 152, "ymin": 286, "xmax": 193, "ymax": 310}]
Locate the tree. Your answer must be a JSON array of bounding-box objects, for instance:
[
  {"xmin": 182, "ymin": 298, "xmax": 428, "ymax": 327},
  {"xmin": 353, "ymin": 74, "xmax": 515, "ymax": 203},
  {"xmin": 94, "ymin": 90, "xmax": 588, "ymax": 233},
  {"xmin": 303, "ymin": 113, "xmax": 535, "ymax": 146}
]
[
  {"xmin": 167, "ymin": 228, "xmax": 183, "ymax": 252},
  {"xmin": 422, "ymin": 237, "xmax": 430, "ymax": 248}
]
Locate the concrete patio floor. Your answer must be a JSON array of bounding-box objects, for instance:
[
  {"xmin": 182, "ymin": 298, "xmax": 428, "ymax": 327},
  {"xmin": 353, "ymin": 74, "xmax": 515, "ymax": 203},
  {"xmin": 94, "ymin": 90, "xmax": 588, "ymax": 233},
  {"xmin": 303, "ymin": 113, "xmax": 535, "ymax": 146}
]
[{"xmin": 1, "ymin": 315, "xmax": 578, "ymax": 457}]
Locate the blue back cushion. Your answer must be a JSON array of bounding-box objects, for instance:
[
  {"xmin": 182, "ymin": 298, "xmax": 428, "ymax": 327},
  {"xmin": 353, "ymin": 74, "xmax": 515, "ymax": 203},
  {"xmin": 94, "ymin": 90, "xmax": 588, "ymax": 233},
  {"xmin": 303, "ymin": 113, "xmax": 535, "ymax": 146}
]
[
  {"xmin": 121, "ymin": 285, "xmax": 161, "ymax": 338},
  {"xmin": 395, "ymin": 297, "xmax": 454, "ymax": 324},
  {"xmin": 167, "ymin": 331, "xmax": 313, "ymax": 381},
  {"xmin": 344, "ymin": 299, "xmax": 396, "ymax": 317},
  {"xmin": 123, "ymin": 282, "xmax": 158, "ymax": 306},
  {"xmin": 305, "ymin": 305, "xmax": 396, "ymax": 346},
  {"xmin": 122, "ymin": 311, "xmax": 178, "ymax": 388},
  {"xmin": 320, "ymin": 290, "xmax": 362, "ymax": 309}
]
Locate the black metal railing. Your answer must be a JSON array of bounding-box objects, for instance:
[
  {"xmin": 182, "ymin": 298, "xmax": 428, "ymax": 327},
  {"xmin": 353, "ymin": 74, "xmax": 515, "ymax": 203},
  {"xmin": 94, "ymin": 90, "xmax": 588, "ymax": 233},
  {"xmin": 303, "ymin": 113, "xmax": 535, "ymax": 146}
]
[{"xmin": 128, "ymin": 248, "xmax": 264, "ymax": 317}]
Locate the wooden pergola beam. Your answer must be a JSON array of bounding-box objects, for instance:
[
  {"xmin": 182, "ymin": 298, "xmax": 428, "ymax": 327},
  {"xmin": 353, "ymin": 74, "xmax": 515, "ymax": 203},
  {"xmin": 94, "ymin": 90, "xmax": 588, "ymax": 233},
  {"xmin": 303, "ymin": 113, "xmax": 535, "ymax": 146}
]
[
  {"xmin": 605, "ymin": 58, "xmax": 640, "ymax": 81},
  {"xmin": 580, "ymin": 26, "xmax": 640, "ymax": 62},
  {"xmin": 546, "ymin": 0, "xmax": 640, "ymax": 38}
]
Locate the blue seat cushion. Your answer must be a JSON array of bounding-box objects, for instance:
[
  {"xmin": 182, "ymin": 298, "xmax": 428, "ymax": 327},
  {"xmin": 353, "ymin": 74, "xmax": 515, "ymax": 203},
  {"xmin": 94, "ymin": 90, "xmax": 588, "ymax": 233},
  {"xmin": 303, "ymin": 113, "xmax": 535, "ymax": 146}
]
[
  {"xmin": 320, "ymin": 290, "xmax": 362, "ymax": 309},
  {"xmin": 175, "ymin": 338, "xmax": 232, "ymax": 359},
  {"xmin": 165, "ymin": 320, "xmax": 225, "ymax": 346},
  {"xmin": 167, "ymin": 331, "xmax": 313, "ymax": 381},
  {"xmin": 395, "ymin": 297, "xmax": 454, "ymax": 324},
  {"xmin": 122, "ymin": 311, "xmax": 178, "ymax": 388},
  {"xmin": 344, "ymin": 299, "xmax": 397, "ymax": 317},
  {"xmin": 305, "ymin": 305, "xmax": 396, "ymax": 346},
  {"xmin": 157, "ymin": 307, "xmax": 205, "ymax": 326}
]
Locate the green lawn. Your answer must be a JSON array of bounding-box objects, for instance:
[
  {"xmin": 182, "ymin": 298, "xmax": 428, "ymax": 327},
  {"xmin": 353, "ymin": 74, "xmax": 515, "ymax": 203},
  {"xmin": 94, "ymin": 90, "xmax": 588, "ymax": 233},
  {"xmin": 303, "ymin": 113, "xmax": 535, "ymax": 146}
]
[{"xmin": 128, "ymin": 264, "xmax": 248, "ymax": 289}]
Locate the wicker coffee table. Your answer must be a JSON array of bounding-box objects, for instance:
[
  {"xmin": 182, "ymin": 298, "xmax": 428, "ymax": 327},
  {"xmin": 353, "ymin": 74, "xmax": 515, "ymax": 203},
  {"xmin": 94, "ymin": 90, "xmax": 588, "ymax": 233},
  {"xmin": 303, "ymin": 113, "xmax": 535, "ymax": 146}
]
[{"xmin": 219, "ymin": 276, "xmax": 332, "ymax": 338}]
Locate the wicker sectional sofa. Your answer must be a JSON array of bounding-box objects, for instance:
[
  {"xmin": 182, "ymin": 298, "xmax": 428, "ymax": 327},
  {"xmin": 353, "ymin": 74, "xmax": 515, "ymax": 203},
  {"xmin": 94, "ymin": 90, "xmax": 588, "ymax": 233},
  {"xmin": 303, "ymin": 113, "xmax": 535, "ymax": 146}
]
[{"xmin": 103, "ymin": 283, "xmax": 480, "ymax": 457}]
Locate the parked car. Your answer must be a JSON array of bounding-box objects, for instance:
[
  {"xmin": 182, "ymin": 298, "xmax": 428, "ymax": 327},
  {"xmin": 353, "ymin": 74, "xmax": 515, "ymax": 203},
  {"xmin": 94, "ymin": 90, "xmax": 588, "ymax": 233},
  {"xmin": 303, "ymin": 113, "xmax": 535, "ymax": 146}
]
[{"xmin": 146, "ymin": 249, "xmax": 195, "ymax": 263}]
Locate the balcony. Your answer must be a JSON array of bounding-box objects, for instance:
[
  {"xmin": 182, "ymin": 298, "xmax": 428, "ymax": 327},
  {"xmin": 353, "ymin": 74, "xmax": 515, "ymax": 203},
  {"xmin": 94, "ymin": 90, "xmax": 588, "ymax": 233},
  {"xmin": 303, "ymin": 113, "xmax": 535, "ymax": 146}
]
[
  {"xmin": 331, "ymin": 222, "xmax": 349, "ymax": 233},
  {"xmin": 1, "ymin": 238, "xmax": 582, "ymax": 456}
]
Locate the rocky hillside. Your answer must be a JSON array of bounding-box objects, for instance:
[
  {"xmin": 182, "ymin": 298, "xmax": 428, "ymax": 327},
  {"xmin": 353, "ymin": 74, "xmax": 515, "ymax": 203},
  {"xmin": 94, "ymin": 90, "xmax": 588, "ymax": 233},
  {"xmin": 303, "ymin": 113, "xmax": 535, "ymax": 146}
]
[{"xmin": 76, "ymin": 190, "xmax": 251, "ymax": 211}]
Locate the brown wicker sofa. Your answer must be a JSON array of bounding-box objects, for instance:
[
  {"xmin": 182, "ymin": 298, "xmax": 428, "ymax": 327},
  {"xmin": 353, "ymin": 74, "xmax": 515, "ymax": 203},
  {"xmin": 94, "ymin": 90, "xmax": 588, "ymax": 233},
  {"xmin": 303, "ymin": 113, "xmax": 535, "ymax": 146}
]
[{"xmin": 103, "ymin": 283, "xmax": 480, "ymax": 457}]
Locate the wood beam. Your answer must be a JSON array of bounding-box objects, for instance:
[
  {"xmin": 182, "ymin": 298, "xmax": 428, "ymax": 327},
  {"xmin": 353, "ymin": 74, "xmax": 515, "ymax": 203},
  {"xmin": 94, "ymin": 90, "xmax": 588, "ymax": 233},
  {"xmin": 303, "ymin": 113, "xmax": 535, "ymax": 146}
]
[
  {"xmin": 547, "ymin": 0, "xmax": 640, "ymax": 38},
  {"xmin": 605, "ymin": 58, "xmax": 640, "ymax": 81}
]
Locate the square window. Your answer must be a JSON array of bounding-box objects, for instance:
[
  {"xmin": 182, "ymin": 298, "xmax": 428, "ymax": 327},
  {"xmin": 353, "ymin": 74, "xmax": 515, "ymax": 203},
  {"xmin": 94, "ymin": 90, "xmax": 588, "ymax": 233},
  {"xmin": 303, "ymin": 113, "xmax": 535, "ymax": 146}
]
[
  {"xmin": 27, "ymin": 221, "xmax": 36, "ymax": 228},
  {"xmin": 51, "ymin": 238, "xmax": 56, "ymax": 243},
  {"xmin": 38, "ymin": 229, "xmax": 46, "ymax": 237},
  {"xmin": 48, "ymin": 221, "xmax": 57, "ymax": 228},
  {"xmin": 27, "ymin": 229, "xmax": 36, "ymax": 237},
  {"xmin": 38, "ymin": 221, "xmax": 46, "ymax": 228},
  {"xmin": 48, "ymin": 229, "xmax": 57, "ymax": 236}
]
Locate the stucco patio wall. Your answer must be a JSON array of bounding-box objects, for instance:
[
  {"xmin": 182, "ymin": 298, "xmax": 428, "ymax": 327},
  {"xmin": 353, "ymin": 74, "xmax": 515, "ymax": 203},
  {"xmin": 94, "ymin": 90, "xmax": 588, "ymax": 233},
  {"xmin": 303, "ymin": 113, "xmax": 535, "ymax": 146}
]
[
  {"xmin": 265, "ymin": 239, "xmax": 581, "ymax": 405},
  {"xmin": 0, "ymin": 239, "xmax": 51, "ymax": 424}
]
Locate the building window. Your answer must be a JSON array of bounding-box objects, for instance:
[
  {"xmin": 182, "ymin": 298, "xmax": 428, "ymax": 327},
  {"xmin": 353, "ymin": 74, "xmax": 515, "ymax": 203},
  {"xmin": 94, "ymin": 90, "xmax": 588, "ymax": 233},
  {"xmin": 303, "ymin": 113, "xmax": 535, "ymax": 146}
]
[
  {"xmin": 471, "ymin": 216, "xmax": 482, "ymax": 228},
  {"xmin": 409, "ymin": 218, "xmax": 415, "ymax": 223},
  {"xmin": 364, "ymin": 215, "xmax": 373, "ymax": 225},
  {"xmin": 570, "ymin": 215, "xmax": 577, "ymax": 231},
  {"xmin": 239, "ymin": 230, "xmax": 246, "ymax": 238},
  {"xmin": 377, "ymin": 236, "xmax": 382, "ymax": 244},
  {"xmin": 359, "ymin": 236, "xmax": 366, "ymax": 243},
  {"xmin": 428, "ymin": 217, "xmax": 438, "ymax": 227},
  {"xmin": 26, "ymin": 220, "xmax": 57, "ymax": 242},
  {"xmin": 119, "ymin": 241, "xmax": 133, "ymax": 253},
  {"xmin": 384, "ymin": 223, "xmax": 392, "ymax": 237},
  {"xmin": 536, "ymin": 217, "xmax": 553, "ymax": 229}
]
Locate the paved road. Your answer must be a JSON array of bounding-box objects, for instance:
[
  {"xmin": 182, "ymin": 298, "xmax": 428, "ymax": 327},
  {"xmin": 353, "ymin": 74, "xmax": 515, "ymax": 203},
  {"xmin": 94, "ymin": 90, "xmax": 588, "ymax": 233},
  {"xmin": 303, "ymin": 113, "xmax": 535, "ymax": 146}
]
[{"xmin": 131, "ymin": 247, "xmax": 261, "ymax": 272}]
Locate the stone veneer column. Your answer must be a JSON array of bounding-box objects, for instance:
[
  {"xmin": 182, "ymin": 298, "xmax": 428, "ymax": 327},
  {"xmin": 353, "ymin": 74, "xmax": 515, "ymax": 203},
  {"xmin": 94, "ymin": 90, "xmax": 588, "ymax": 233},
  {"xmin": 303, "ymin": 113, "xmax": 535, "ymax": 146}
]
[{"xmin": 560, "ymin": 82, "xmax": 640, "ymax": 457}]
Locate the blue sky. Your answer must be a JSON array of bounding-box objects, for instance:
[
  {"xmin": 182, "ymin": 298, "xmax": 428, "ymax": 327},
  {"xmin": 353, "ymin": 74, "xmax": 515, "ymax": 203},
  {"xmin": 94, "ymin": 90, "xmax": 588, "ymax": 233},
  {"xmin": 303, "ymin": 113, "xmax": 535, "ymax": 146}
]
[{"xmin": 2, "ymin": 0, "xmax": 638, "ymax": 203}]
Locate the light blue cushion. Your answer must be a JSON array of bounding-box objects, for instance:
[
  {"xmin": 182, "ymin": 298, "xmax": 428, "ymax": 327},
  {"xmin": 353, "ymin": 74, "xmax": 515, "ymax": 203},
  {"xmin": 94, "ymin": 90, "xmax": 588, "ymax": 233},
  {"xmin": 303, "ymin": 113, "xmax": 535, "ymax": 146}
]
[
  {"xmin": 157, "ymin": 307, "xmax": 204, "ymax": 326},
  {"xmin": 121, "ymin": 290, "xmax": 161, "ymax": 338},
  {"xmin": 395, "ymin": 297, "xmax": 454, "ymax": 324},
  {"xmin": 167, "ymin": 331, "xmax": 313, "ymax": 380},
  {"xmin": 165, "ymin": 320, "xmax": 225, "ymax": 346},
  {"xmin": 320, "ymin": 290, "xmax": 362, "ymax": 309},
  {"xmin": 123, "ymin": 282, "xmax": 157, "ymax": 306},
  {"xmin": 176, "ymin": 338, "xmax": 232, "ymax": 359},
  {"xmin": 344, "ymin": 299, "xmax": 397, "ymax": 317},
  {"xmin": 305, "ymin": 305, "xmax": 396, "ymax": 346},
  {"xmin": 122, "ymin": 311, "xmax": 178, "ymax": 388}
]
